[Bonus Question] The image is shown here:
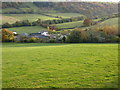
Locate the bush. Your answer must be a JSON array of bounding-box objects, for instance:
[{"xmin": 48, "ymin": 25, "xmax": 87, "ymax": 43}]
[
  {"xmin": 49, "ymin": 39, "xmax": 56, "ymax": 43},
  {"xmin": 29, "ymin": 37, "xmax": 40, "ymax": 43},
  {"xmin": 111, "ymin": 36, "xmax": 120, "ymax": 43}
]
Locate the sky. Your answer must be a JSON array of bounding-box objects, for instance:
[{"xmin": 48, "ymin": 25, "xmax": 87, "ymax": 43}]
[
  {"xmin": 82, "ymin": 0, "xmax": 119, "ymax": 2},
  {"xmin": 1, "ymin": 0, "xmax": 119, "ymax": 2}
]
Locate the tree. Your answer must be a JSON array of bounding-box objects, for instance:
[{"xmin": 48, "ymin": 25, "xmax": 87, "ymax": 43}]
[
  {"xmin": 2, "ymin": 29, "xmax": 14, "ymax": 42},
  {"xmin": 83, "ymin": 18, "xmax": 92, "ymax": 26},
  {"xmin": 67, "ymin": 28, "xmax": 88, "ymax": 43},
  {"xmin": 67, "ymin": 29, "xmax": 81, "ymax": 43},
  {"xmin": 62, "ymin": 36, "xmax": 66, "ymax": 43}
]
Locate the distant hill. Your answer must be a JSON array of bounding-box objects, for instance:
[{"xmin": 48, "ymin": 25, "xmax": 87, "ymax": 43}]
[{"xmin": 2, "ymin": 2, "xmax": 118, "ymax": 18}]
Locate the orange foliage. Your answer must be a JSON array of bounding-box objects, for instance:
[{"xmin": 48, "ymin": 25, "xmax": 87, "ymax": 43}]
[
  {"xmin": 2, "ymin": 29, "xmax": 14, "ymax": 42},
  {"xmin": 96, "ymin": 26, "xmax": 118, "ymax": 35},
  {"xmin": 83, "ymin": 18, "xmax": 92, "ymax": 26}
]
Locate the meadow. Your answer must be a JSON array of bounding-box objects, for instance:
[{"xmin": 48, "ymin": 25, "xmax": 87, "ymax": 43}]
[
  {"xmin": 45, "ymin": 13, "xmax": 84, "ymax": 18},
  {"xmin": 56, "ymin": 20, "xmax": 83, "ymax": 29},
  {"xmin": 97, "ymin": 18, "xmax": 118, "ymax": 27},
  {"xmin": 2, "ymin": 14, "xmax": 58, "ymax": 24},
  {"xmin": 2, "ymin": 43, "xmax": 118, "ymax": 88},
  {"xmin": 7, "ymin": 26, "xmax": 47, "ymax": 34}
]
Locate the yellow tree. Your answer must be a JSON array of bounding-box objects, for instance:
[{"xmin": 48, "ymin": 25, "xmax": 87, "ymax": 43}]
[{"xmin": 2, "ymin": 29, "xmax": 14, "ymax": 42}]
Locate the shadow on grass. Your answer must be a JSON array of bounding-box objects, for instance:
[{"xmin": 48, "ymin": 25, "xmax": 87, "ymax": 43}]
[
  {"xmin": 2, "ymin": 43, "xmax": 69, "ymax": 48},
  {"xmin": 102, "ymin": 79, "xmax": 118, "ymax": 89}
]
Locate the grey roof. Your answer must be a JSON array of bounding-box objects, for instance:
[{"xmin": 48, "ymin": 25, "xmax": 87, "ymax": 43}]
[
  {"xmin": 29, "ymin": 33, "xmax": 49, "ymax": 39},
  {"xmin": 19, "ymin": 33, "xmax": 29, "ymax": 37}
]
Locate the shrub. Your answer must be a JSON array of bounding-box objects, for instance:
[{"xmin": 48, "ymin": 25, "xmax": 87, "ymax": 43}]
[
  {"xmin": 29, "ymin": 37, "xmax": 40, "ymax": 43},
  {"xmin": 111, "ymin": 36, "xmax": 120, "ymax": 43},
  {"xmin": 49, "ymin": 39, "xmax": 56, "ymax": 43}
]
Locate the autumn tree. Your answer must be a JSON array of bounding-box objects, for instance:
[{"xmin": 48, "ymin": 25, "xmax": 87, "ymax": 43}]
[
  {"xmin": 83, "ymin": 18, "xmax": 92, "ymax": 26},
  {"xmin": 2, "ymin": 29, "xmax": 14, "ymax": 42}
]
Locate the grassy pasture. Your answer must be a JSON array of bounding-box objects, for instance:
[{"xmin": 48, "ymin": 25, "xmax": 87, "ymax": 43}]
[
  {"xmin": 2, "ymin": 8, "xmax": 19, "ymax": 14},
  {"xmin": 95, "ymin": 18, "xmax": 118, "ymax": 27},
  {"xmin": 90, "ymin": 18, "xmax": 118, "ymax": 30},
  {"xmin": 2, "ymin": 14, "xmax": 58, "ymax": 24},
  {"xmin": 2, "ymin": 43, "xmax": 118, "ymax": 88},
  {"xmin": 56, "ymin": 21, "xmax": 83, "ymax": 29},
  {"xmin": 2, "ymin": 15, "xmax": 21, "ymax": 24},
  {"xmin": 46, "ymin": 13, "xmax": 84, "ymax": 18},
  {"xmin": 7, "ymin": 26, "xmax": 47, "ymax": 34}
]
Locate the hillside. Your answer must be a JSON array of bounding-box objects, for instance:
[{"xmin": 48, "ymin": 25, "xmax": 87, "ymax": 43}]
[
  {"xmin": 2, "ymin": 2, "xmax": 118, "ymax": 18},
  {"xmin": 2, "ymin": 14, "xmax": 59, "ymax": 24}
]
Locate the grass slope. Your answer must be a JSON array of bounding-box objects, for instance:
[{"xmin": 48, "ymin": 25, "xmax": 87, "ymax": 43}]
[
  {"xmin": 2, "ymin": 14, "xmax": 58, "ymax": 24},
  {"xmin": 56, "ymin": 21, "xmax": 83, "ymax": 29},
  {"xmin": 2, "ymin": 43, "xmax": 118, "ymax": 88},
  {"xmin": 7, "ymin": 26, "xmax": 47, "ymax": 34},
  {"xmin": 94, "ymin": 18, "xmax": 118, "ymax": 28},
  {"xmin": 2, "ymin": 15, "xmax": 20, "ymax": 24},
  {"xmin": 46, "ymin": 13, "xmax": 84, "ymax": 18},
  {"xmin": 90, "ymin": 17, "xmax": 118, "ymax": 30}
]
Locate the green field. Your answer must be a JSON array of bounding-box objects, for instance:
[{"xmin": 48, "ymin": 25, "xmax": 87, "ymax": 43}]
[
  {"xmin": 1, "ymin": 15, "xmax": 20, "ymax": 25},
  {"xmin": 7, "ymin": 26, "xmax": 47, "ymax": 34},
  {"xmin": 2, "ymin": 43, "xmax": 118, "ymax": 88},
  {"xmin": 46, "ymin": 13, "xmax": 84, "ymax": 18},
  {"xmin": 95, "ymin": 18, "xmax": 118, "ymax": 27},
  {"xmin": 89, "ymin": 17, "xmax": 118, "ymax": 30},
  {"xmin": 2, "ymin": 14, "xmax": 58, "ymax": 24},
  {"xmin": 56, "ymin": 21, "xmax": 83, "ymax": 29}
]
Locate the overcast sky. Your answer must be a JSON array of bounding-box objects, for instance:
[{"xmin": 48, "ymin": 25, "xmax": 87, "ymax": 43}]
[
  {"xmin": 1, "ymin": 0, "xmax": 119, "ymax": 2},
  {"xmin": 82, "ymin": 0, "xmax": 119, "ymax": 2}
]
